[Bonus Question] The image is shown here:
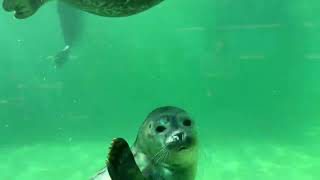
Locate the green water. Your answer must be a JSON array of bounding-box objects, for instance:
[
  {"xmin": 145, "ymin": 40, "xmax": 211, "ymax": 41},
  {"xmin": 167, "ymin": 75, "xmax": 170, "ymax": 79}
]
[{"xmin": 1, "ymin": 0, "xmax": 320, "ymax": 179}]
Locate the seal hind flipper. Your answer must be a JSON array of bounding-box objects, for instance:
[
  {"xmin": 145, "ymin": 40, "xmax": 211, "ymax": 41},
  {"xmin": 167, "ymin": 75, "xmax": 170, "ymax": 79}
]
[
  {"xmin": 107, "ymin": 138, "xmax": 145, "ymax": 180},
  {"xmin": 3, "ymin": 0, "xmax": 42, "ymax": 19},
  {"xmin": 53, "ymin": 45, "xmax": 71, "ymax": 68},
  {"xmin": 54, "ymin": 1, "xmax": 83, "ymax": 67}
]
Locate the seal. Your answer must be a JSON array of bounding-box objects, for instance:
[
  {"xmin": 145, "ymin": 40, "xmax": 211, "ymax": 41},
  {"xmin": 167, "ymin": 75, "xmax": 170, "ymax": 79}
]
[
  {"xmin": 91, "ymin": 106, "xmax": 198, "ymax": 180},
  {"xmin": 2, "ymin": 0, "xmax": 164, "ymax": 19}
]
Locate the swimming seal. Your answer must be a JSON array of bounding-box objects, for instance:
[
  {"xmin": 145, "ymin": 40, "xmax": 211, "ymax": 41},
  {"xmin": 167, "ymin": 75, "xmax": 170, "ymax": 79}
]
[
  {"xmin": 2, "ymin": 0, "xmax": 164, "ymax": 19},
  {"xmin": 92, "ymin": 106, "xmax": 198, "ymax": 180}
]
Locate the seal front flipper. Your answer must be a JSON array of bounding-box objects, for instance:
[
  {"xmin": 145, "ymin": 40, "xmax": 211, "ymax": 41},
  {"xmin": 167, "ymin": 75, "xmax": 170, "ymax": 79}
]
[
  {"xmin": 107, "ymin": 138, "xmax": 145, "ymax": 180},
  {"xmin": 3, "ymin": 0, "xmax": 43, "ymax": 19}
]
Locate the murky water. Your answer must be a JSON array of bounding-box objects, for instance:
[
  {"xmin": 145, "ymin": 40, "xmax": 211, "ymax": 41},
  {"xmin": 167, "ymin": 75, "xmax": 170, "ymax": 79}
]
[{"xmin": 0, "ymin": 0, "xmax": 320, "ymax": 179}]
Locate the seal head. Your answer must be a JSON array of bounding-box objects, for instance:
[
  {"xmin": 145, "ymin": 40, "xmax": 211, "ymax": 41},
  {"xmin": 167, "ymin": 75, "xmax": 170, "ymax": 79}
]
[{"xmin": 133, "ymin": 106, "xmax": 198, "ymax": 179}]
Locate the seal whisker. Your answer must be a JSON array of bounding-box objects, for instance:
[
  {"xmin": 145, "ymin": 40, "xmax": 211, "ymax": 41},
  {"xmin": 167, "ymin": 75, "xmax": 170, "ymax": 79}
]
[
  {"xmin": 163, "ymin": 150, "xmax": 170, "ymax": 163},
  {"xmin": 154, "ymin": 148, "xmax": 169, "ymax": 165},
  {"xmin": 159, "ymin": 150, "xmax": 169, "ymax": 164},
  {"xmin": 160, "ymin": 150, "xmax": 169, "ymax": 164},
  {"xmin": 151, "ymin": 145, "xmax": 169, "ymax": 165},
  {"xmin": 150, "ymin": 145, "xmax": 167, "ymax": 161},
  {"xmin": 152, "ymin": 147, "xmax": 166, "ymax": 163}
]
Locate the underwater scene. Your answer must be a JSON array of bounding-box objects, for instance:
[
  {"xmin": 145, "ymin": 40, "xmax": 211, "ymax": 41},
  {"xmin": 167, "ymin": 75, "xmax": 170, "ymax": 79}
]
[{"xmin": 1, "ymin": 0, "xmax": 320, "ymax": 179}]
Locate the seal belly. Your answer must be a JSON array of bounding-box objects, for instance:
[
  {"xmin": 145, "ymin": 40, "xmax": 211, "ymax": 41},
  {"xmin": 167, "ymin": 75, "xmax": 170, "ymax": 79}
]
[{"xmin": 63, "ymin": 0, "xmax": 164, "ymax": 17}]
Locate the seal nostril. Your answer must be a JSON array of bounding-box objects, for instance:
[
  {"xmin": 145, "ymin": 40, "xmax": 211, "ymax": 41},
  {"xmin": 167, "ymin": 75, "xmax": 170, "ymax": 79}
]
[{"xmin": 175, "ymin": 132, "xmax": 184, "ymax": 141}]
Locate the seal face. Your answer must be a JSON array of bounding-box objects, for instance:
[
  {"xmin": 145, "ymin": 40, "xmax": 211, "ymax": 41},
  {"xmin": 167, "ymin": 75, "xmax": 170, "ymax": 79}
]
[
  {"xmin": 92, "ymin": 106, "xmax": 198, "ymax": 180},
  {"xmin": 133, "ymin": 106, "xmax": 198, "ymax": 180}
]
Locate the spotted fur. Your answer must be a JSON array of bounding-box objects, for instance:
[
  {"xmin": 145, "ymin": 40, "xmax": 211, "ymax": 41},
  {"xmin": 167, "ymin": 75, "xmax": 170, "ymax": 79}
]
[{"xmin": 2, "ymin": 0, "xmax": 164, "ymax": 19}]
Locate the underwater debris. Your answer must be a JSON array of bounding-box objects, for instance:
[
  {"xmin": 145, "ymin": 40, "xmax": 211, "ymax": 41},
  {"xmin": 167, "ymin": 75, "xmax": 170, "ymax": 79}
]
[
  {"xmin": 240, "ymin": 55, "xmax": 265, "ymax": 60},
  {"xmin": 38, "ymin": 82, "xmax": 64, "ymax": 89},
  {"xmin": 0, "ymin": 99, "xmax": 8, "ymax": 104},
  {"xmin": 218, "ymin": 23, "xmax": 281, "ymax": 30},
  {"xmin": 17, "ymin": 82, "xmax": 64, "ymax": 89},
  {"xmin": 303, "ymin": 22, "xmax": 317, "ymax": 28},
  {"xmin": 0, "ymin": 97, "xmax": 24, "ymax": 105},
  {"xmin": 176, "ymin": 26, "xmax": 207, "ymax": 32},
  {"xmin": 305, "ymin": 54, "xmax": 320, "ymax": 60}
]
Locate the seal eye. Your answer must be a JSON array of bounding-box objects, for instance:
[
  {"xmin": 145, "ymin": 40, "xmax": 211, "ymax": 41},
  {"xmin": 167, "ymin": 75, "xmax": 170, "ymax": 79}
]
[
  {"xmin": 183, "ymin": 119, "xmax": 192, "ymax": 126},
  {"xmin": 156, "ymin": 126, "xmax": 166, "ymax": 133}
]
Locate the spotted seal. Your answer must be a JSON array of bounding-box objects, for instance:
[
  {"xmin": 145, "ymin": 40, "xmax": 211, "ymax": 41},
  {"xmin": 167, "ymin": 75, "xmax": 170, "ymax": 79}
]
[
  {"xmin": 2, "ymin": 0, "xmax": 164, "ymax": 19},
  {"xmin": 92, "ymin": 106, "xmax": 198, "ymax": 180}
]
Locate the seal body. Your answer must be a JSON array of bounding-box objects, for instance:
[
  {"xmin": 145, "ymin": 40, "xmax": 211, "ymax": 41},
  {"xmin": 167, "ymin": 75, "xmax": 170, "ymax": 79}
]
[
  {"xmin": 2, "ymin": 0, "xmax": 164, "ymax": 19},
  {"xmin": 64, "ymin": 0, "xmax": 164, "ymax": 17},
  {"xmin": 92, "ymin": 106, "xmax": 198, "ymax": 180}
]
